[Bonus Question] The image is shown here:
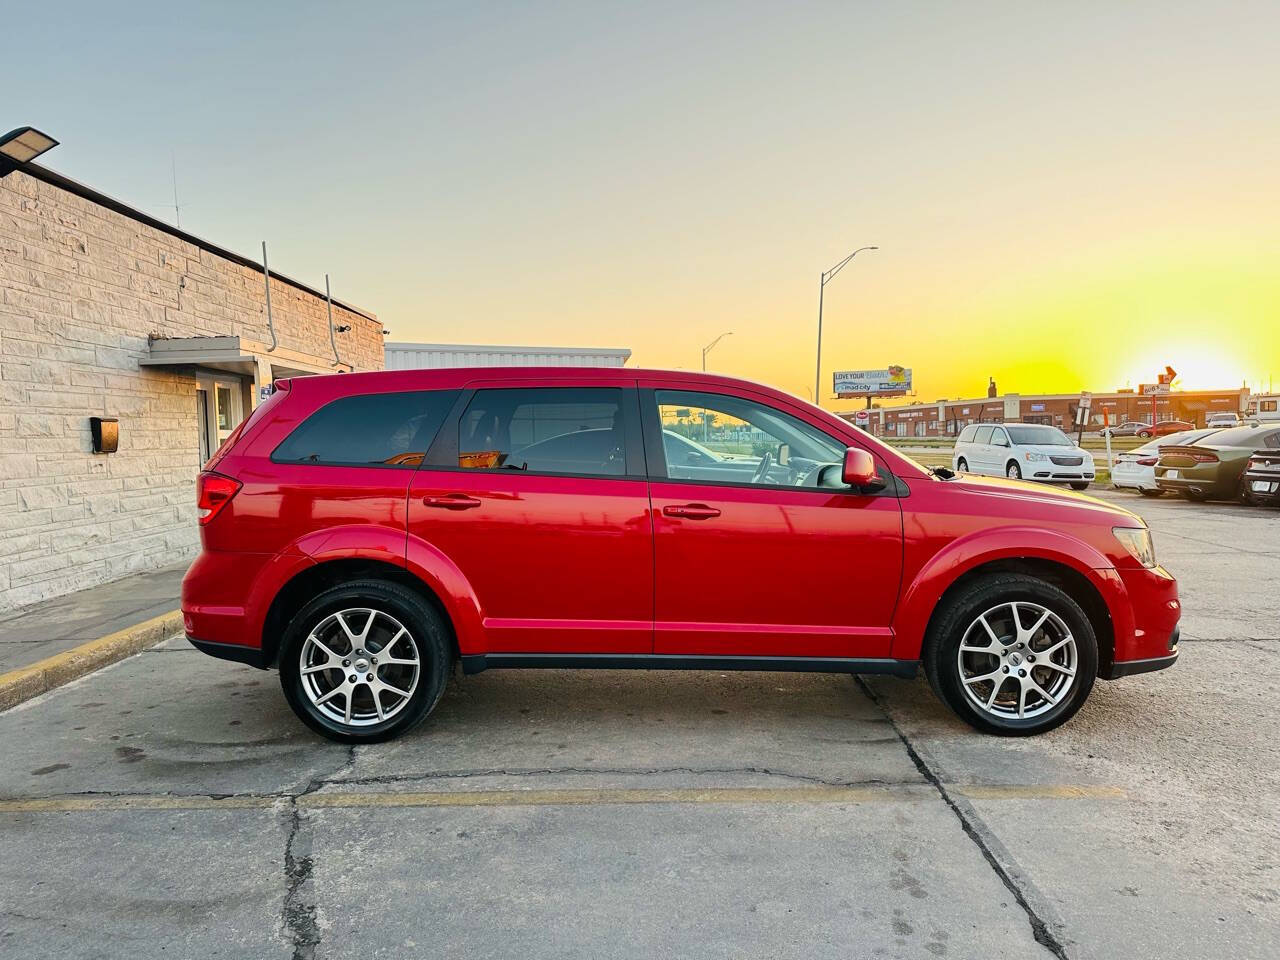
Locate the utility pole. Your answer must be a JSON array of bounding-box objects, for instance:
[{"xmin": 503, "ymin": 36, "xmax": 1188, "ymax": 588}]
[
  {"xmin": 701, "ymin": 331, "xmax": 733, "ymax": 371},
  {"xmin": 814, "ymin": 246, "xmax": 877, "ymax": 407}
]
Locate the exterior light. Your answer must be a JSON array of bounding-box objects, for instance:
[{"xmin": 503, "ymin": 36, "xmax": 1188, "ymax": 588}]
[{"xmin": 0, "ymin": 127, "xmax": 59, "ymax": 164}]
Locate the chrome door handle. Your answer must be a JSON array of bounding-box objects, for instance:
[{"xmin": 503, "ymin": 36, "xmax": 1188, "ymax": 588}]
[
  {"xmin": 421, "ymin": 494, "xmax": 482, "ymax": 510},
  {"xmin": 663, "ymin": 503, "xmax": 721, "ymax": 520}
]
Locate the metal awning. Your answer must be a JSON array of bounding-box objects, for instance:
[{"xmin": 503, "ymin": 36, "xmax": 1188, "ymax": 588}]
[{"xmin": 140, "ymin": 336, "xmax": 339, "ymax": 379}]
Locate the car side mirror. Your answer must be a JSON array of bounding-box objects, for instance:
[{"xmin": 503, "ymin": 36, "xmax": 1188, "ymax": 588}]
[
  {"xmin": 777, "ymin": 442, "xmax": 791, "ymax": 466},
  {"xmin": 842, "ymin": 447, "xmax": 882, "ymax": 489}
]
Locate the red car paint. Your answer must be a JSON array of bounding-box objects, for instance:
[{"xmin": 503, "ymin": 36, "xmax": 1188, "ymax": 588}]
[{"xmin": 183, "ymin": 368, "xmax": 1178, "ymax": 682}]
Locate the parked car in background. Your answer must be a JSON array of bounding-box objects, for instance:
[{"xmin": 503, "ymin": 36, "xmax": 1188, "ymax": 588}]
[
  {"xmin": 953, "ymin": 423, "xmax": 1094, "ymax": 490},
  {"xmin": 184, "ymin": 367, "xmax": 1179, "ymax": 741},
  {"xmin": 1155, "ymin": 423, "xmax": 1280, "ymax": 501},
  {"xmin": 1242, "ymin": 449, "xmax": 1280, "ymax": 506},
  {"xmin": 1111, "ymin": 429, "xmax": 1221, "ymax": 496},
  {"xmin": 1101, "ymin": 421, "xmax": 1148, "ymax": 438},
  {"xmin": 1137, "ymin": 419, "xmax": 1194, "ymax": 439},
  {"xmin": 1205, "ymin": 412, "xmax": 1242, "ymax": 428}
]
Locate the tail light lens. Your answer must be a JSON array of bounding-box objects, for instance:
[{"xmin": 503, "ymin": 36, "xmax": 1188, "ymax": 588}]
[
  {"xmin": 1191, "ymin": 451, "xmax": 1219, "ymax": 463},
  {"xmin": 196, "ymin": 471, "xmax": 242, "ymax": 525},
  {"xmin": 1136, "ymin": 456, "xmax": 1158, "ymax": 466}
]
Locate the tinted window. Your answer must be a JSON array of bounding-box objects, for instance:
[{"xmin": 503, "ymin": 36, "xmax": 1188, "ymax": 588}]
[
  {"xmin": 458, "ymin": 388, "xmax": 626, "ymax": 476},
  {"xmin": 273, "ymin": 390, "xmax": 457, "ymax": 467},
  {"xmin": 973, "ymin": 426, "xmax": 994, "ymax": 444}
]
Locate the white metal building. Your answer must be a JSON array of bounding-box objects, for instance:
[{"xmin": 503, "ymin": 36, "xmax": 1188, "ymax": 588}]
[{"xmin": 385, "ymin": 342, "xmax": 631, "ymax": 370}]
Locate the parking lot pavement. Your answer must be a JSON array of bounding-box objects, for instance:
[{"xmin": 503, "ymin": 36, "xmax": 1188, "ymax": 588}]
[{"xmin": 1, "ymin": 491, "xmax": 1277, "ymax": 959}]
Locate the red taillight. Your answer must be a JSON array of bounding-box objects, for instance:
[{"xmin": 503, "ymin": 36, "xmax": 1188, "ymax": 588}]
[
  {"xmin": 196, "ymin": 472, "xmax": 242, "ymax": 525},
  {"xmin": 1136, "ymin": 456, "xmax": 1158, "ymax": 466},
  {"xmin": 1191, "ymin": 451, "xmax": 1219, "ymax": 463}
]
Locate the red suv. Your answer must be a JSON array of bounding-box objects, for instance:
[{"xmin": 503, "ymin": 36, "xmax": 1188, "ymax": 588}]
[{"xmin": 184, "ymin": 368, "xmax": 1180, "ymax": 742}]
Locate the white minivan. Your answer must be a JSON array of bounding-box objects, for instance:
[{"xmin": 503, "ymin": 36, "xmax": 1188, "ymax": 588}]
[{"xmin": 953, "ymin": 422, "xmax": 1095, "ymax": 490}]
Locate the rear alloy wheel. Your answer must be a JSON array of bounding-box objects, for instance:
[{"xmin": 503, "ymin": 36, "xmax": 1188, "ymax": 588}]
[
  {"xmin": 1006, "ymin": 462, "xmax": 1022, "ymax": 480},
  {"xmin": 924, "ymin": 574, "xmax": 1098, "ymax": 735},
  {"xmin": 280, "ymin": 580, "xmax": 450, "ymax": 743},
  {"xmin": 956, "ymin": 458, "xmax": 969, "ymax": 473}
]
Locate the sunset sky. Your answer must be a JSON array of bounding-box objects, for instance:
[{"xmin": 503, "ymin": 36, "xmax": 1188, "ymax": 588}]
[{"xmin": 10, "ymin": 1, "xmax": 1278, "ymax": 408}]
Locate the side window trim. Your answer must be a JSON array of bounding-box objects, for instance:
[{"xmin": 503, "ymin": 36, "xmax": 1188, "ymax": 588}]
[{"xmin": 421, "ymin": 386, "xmax": 648, "ymax": 480}]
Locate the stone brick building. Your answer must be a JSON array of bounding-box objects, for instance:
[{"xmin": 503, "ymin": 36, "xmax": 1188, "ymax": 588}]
[{"xmin": 0, "ymin": 161, "xmax": 383, "ymax": 612}]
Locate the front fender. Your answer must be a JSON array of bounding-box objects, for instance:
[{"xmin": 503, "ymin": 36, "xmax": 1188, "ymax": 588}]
[{"xmin": 891, "ymin": 526, "xmax": 1118, "ymax": 660}]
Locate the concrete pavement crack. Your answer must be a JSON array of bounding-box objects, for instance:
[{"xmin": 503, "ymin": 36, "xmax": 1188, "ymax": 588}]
[
  {"xmin": 314, "ymin": 764, "xmax": 898, "ymax": 789},
  {"xmin": 856, "ymin": 677, "xmax": 1073, "ymax": 960}
]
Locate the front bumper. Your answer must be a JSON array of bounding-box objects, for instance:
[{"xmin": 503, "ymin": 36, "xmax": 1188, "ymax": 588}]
[{"xmin": 1100, "ymin": 564, "xmax": 1181, "ymax": 679}]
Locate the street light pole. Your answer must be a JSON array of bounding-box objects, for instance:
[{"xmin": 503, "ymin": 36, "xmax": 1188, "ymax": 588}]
[
  {"xmin": 814, "ymin": 245, "xmax": 877, "ymax": 407},
  {"xmin": 702, "ymin": 331, "xmax": 733, "ymax": 371}
]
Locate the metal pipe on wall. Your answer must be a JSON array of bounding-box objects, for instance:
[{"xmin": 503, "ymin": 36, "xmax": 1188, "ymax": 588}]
[{"xmin": 262, "ymin": 241, "xmax": 277, "ymax": 352}]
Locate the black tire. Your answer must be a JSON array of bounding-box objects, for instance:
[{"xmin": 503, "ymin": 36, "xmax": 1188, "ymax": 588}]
[
  {"xmin": 1238, "ymin": 478, "xmax": 1256, "ymax": 506},
  {"xmin": 956, "ymin": 458, "xmax": 968, "ymax": 473},
  {"xmin": 1006, "ymin": 461, "xmax": 1022, "ymax": 480},
  {"xmin": 1184, "ymin": 489, "xmax": 1208, "ymax": 502},
  {"xmin": 1069, "ymin": 481, "xmax": 1090, "ymax": 491},
  {"xmin": 1138, "ymin": 430, "xmax": 1152, "ymax": 439},
  {"xmin": 1139, "ymin": 488, "xmax": 1164, "ymax": 497},
  {"xmin": 923, "ymin": 573, "xmax": 1098, "ymax": 736},
  {"xmin": 279, "ymin": 579, "xmax": 451, "ymax": 743}
]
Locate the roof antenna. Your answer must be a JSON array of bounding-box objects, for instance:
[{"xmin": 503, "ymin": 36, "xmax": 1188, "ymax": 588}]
[{"xmin": 170, "ymin": 152, "xmax": 181, "ymax": 228}]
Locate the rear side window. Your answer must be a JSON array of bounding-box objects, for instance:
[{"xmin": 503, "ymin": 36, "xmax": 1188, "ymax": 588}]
[
  {"xmin": 958, "ymin": 425, "xmax": 978, "ymax": 443},
  {"xmin": 973, "ymin": 426, "xmax": 994, "ymax": 444},
  {"xmin": 273, "ymin": 390, "xmax": 458, "ymax": 467},
  {"xmin": 458, "ymin": 387, "xmax": 626, "ymax": 476}
]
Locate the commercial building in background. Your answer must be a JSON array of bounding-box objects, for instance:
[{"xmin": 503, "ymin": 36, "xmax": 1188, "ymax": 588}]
[
  {"xmin": 385, "ymin": 342, "xmax": 631, "ymax": 370},
  {"xmin": 0, "ymin": 159, "xmax": 383, "ymax": 612},
  {"xmin": 845, "ymin": 387, "xmax": 1250, "ymax": 438}
]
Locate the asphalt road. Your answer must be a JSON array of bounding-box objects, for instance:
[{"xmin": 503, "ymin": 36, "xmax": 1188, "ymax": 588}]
[{"xmin": 1, "ymin": 489, "xmax": 1276, "ymax": 959}]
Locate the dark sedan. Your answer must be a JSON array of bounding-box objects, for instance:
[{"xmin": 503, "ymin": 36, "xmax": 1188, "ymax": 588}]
[
  {"xmin": 1155, "ymin": 424, "xmax": 1280, "ymax": 502},
  {"xmin": 1243, "ymin": 450, "xmax": 1280, "ymax": 505}
]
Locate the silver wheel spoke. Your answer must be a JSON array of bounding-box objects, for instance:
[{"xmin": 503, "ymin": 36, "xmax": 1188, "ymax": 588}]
[
  {"xmin": 963, "ymin": 668, "xmax": 1004, "ymax": 687},
  {"xmin": 315, "ymin": 686, "xmax": 344, "ymax": 707},
  {"xmin": 1028, "ymin": 677, "xmax": 1058, "ymax": 706},
  {"xmin": 369, "ymin": 684, "xmax": 385, "ymax": 721},
  {"xmin": 985, "ymin": 676, "xmax": 1007, "ymax": 709},
  {"xmin": 1038, "ymin": 661, "xmax": 1075, "ymax": 677},
  {"xmin": 977, "ymin": 615, "xmax": 1002, "ymax": 647},
  {"xmin": 301, "ymin": 663, "xmax": 334, "ymax": 676},
  {"xmin": 380, "ymin": 681, "xmax": 411, "ymax": 700},
  {"xmin": 308, "ymin": 634, "xmax": 342, "ymax": 663}
]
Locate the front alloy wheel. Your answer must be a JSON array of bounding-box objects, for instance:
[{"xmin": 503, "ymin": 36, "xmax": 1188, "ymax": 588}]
[
  {"xmin": 1007, "ymin": 462, "xmax": 1022, "ymax": 480},
  {"xmin": 923, "ymin": 573, "xmax": 1098, "ymax": 735}
]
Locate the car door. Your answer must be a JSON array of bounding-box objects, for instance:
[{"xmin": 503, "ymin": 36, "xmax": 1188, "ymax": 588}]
[
  {"xmin": 988, "ymin": 427, "xmax": 1011, "ymax": 474},
  {"xmin": 640, "ymin": 382, "xmax": 904, "ymax": 659},
  {"xmin": 970, "ymin": 425, "xmax": 994, "ymax": 474},
  {"xmin": 408, "ymin": 380, "xmax": 653, "ymax": 654}
]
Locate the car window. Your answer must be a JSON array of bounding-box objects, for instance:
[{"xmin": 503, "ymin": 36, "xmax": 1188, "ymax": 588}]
[
  {"xmin": 990, "ymin": 428, "xmax": 1008, "ymax": 446},
  {"xmin": 457, "ymin": 387, "xmax": 627, "ymax": 476},
  {"xmin": 652, "ymin": 389, "xmax": 849, "ymax": 488},
  {"xmin": 973, "ymin": 426, "xmax": 994, "ymax": 444},
  {"xmin": 272, "ymin": 390, "xmax": 458, "ymax": 467},
  {"xmin": 1005, "ymin": 425, "xmax": 1072, "ymax": 446},
  {"xmin": 958, "ymin": 425, "xmax": 977, "ymax": 443}
]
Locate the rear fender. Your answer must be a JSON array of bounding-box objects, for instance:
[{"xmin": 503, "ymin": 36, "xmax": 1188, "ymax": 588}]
[{"xmin": 891, "ymin": 527, "xmax": 1118, "ymax": 660}]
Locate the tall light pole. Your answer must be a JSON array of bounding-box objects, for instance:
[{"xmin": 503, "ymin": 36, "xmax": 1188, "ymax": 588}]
[
  {"xmin": 702, "ymin": 331, "xmax": 733, "ymax": 371},
  {"xmin": 814, "ymin": 245, "xmax": 877, "ymax": 407}
]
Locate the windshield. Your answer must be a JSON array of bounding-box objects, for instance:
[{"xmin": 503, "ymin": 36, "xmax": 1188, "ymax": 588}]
[{"xmin": 1005, "ymin": 425, "xmax": 1073, "ymax": 446}]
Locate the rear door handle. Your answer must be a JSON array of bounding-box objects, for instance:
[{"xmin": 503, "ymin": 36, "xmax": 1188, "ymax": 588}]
[
  {"xmin": 663, "ymin": 503, "xmax": 721, "ymax": 520},
  {"xmin": 421, "ymin": 494, "xmax": 482, "ymax": 510}
]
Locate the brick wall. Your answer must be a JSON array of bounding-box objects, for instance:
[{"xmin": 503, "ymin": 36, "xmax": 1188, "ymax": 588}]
[{"xmin": 0, "ymin": 167, "xmax": 383, "ymax": 612}]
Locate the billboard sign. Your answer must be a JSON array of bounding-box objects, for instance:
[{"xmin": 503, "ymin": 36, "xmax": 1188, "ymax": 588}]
[
  {"xmin": 1139, "ymin": 383, "xmax": 1170, "ymax": 396},
  {"xmin": 833, "ymin": 365, "xmax": 912, "ymax": 397}
]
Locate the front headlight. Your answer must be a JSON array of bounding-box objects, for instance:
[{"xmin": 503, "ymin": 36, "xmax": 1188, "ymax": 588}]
[
  {"xmin": 1024, "ymin": 451, "xmax": 1047, "ymax": 461},
  {"xmin": 1113, "ymin": 526, "xmax": 1156, "ymax": 568}
]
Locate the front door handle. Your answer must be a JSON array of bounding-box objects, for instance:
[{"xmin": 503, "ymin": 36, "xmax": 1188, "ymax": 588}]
[
  {"xmin": 421, "ymin": 494, "xmax": 482, "ymax": 510},
  {"xmin": 663, "ymin": 503, "xmax": 721, "ymax": 520}
]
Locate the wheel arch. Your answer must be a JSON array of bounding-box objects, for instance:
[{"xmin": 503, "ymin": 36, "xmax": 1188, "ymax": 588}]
[
  {"xmin": 260, "ymin": 557, "xmax": 460, "ymax": 668},
  {"xmin": 892, "ymin": 529, "xmax": 1117, "ymax": 668},
  {"xmin": 921, "ymin": 558, "xmax": 1115, "ymax": 672}
]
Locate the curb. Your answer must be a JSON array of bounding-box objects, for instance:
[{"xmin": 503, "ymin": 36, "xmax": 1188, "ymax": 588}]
[{"xmin": 0, "ymin": 610, "xmax": 183, "ymax": 712}]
